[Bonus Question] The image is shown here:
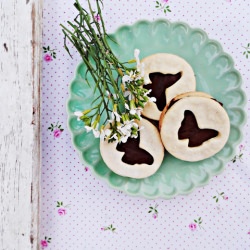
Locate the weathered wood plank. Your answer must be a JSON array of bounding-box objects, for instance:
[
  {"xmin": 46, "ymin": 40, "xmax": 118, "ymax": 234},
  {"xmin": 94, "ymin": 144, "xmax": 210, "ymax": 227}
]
[{"xmin": 0, "ymin": 0, "xmax": 42, "ymax": 249}]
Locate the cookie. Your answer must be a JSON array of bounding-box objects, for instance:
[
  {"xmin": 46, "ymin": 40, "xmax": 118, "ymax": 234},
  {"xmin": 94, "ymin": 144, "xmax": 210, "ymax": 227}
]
[
  {"xmin": 159, "ymin": 92, "xmax": 230, "ymax": 162},
  {"xmin": 100, "ymin": 118, "xmax": 164, "ymax": 179},
  {"xmin": 141, "ymin": 53, "xmax": 196, "ymax": 120}
]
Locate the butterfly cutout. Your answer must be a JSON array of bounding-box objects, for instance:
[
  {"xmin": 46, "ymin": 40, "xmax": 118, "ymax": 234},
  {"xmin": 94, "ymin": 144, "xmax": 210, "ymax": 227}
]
[
  {"xmin": 178, "ymin": 110, "xmax": 219, "ymax": 147},
  {"xmin": 144, "ymin": 72, "xmax": 182, "ymax": 111},
  {"xmin": 116, "ymin": 133, "xmax": 154, "ymax": 165}
]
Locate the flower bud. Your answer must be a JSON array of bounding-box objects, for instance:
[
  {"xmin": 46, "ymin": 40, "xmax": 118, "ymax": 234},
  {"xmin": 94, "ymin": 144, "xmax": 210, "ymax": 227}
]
[
  {"xmin": 127, "ymin": 59, "xmax": 136, "ymax": 63},
  {"xmin": 82, "ymin": 109, "xmax": 92, "ymax": 115},
  {"xmin": 117, "ymin": 68, "xmax": 123, "ymax": 76}
]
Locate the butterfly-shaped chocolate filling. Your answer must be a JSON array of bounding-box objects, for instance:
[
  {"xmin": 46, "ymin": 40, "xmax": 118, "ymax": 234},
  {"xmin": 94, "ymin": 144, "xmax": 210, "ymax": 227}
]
[
  {"xmin": 178, "ymin": 110, "xmax": 219, "ymax": 147},
  {"xmin": 116, "ymin": 133, "xmax": 154, "ymax": 165},
  {"xmin": 143, "ymin": 72, "xmax": 182, "ymax": 111}
]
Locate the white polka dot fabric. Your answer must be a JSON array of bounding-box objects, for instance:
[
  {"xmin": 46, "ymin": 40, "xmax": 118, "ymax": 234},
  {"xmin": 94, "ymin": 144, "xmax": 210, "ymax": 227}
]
[{"xmin": 41, "ymin": 0, "xmax": 250, "ymax": 249}]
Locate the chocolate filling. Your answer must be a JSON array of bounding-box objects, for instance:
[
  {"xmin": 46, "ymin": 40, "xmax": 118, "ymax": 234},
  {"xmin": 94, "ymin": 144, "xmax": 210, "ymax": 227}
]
[
  {"xmin": 178, "ymin": 110, "xmax": 218, "ymax": 147},
  {"xmin": 143, "ymin": 72, "xmax": 182, "ymax": 111},
  {"xmin": 116, "ymin": 132, "xmax": 154, "ymax": 165},
  {"xmin": 141, "ymin": 115, "xmax": 159, "ymax": 130}
]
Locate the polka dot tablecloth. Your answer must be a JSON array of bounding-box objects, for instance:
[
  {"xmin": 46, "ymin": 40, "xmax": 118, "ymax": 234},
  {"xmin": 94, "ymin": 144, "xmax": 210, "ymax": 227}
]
[{"xmin": 41, "ymin": 0, "xmax": 250, "ymax": 249}]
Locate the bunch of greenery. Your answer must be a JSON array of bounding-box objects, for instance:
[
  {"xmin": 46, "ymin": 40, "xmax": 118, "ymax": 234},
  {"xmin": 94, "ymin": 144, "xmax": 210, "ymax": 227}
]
[{"xmin": 61, "ymin": 0, "xmax": 155, "ymax": 143}]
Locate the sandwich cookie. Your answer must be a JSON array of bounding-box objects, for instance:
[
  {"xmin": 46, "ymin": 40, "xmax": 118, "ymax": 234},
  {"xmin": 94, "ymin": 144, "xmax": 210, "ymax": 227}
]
[
  {"xmin": 100, "ymin": 118, "xmax": 164, "ymax": 179},
  {"xmin": 159, "ymin": 92, "xmax": 230, "ymax": 162},
  {"xmin": 141, "ymin": 53, "xmax": 196, "ymax": 120}
]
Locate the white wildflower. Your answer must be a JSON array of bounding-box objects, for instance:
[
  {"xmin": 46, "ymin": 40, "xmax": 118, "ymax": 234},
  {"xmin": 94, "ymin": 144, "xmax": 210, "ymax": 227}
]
[
  {"xmin": 93, "ymin": 129, "xmax": 100, "ymax": 138},
  {"xmin": 148, "ymin": 96, "xmax": 156, "ymax": 103},
  {"xmin": 122, "ymin": 75, "xmax": 132, "ymax": 84},
  {"xmin": 100, "ymin": 128, "xmax": 112, "ymax": 141},
  {"xmin": 129, "ymin": 106, "xmax": 142, "ymax": 116},
  {"xmin": 74, "ymin": 111, "xmax": 83, "ymax": 121},
  {"xmin": 124, "ymin": 90, "xmax": 133, "ymax": 101},
  {"xmin": 112, "ymin": 111, "xmax": 121, "ymax": 122},
  {"xmin": 85, "ymin": 125, "xmax": 93, "ymax": 132}
]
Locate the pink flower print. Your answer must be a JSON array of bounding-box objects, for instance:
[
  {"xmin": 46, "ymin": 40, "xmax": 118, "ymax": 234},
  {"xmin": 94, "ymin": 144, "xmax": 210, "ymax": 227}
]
[
  {"xmin": 58, "ymin": 208, "xmax": 67, "ymax": 216},
  {"xmin": 239, "ymin": 144, "xmax": 244, "ymax": 150},
  {"xmin": 48, "ymin": 122, "xmax": 64, "ymax": 138},
  {"xmin": 94, "ymin": 14, "xmax": 101, "ymax": 22},
  {"xmin": 43, "ymin": 46, "xmax": 56, "ymax": 60},
  {"xmin": 192, "ymin": 217, "xmax": 205, "ymax": 230},
  {"xmin": 153, "ymin": 213, "xmax": 158, "ymax": 219},
  {"xmin": 44, "ymin": 53, "xmax": 53, "ymax": 62},
  {"xmin": 213, "ymin": 191, "xmax": 228, "ymax": 203},
  {"xmin": 189, "ymin": 223, "xmax": 197, "ymax": 231},
  {"xmin": 53, "ymin": 129, "xmax": 62, "ymax": 138},
  {"xmin": 40, "ymin": 240, "xmax": 48, "ymax": 248},
  {"xmin": 155, "ymin": 0, "xmax": 171, "ymax": 13},
  {"xmin": 56, "ymin": 201, "xmax": 70, "ymax": 216},
  {"xmin": 101, "ymin": 224, "xmax": 116, "ymax": 232},
  {"xmin": 40, "ymin": 237, "xmax": 51, "ymax": 248},
  {"xmin": 84, "ymin": 166, "xmax": 89, "ymax": 172},
  {"xmin": 148, "ymin": 204, "xmax": 159, "ymax": 219}
]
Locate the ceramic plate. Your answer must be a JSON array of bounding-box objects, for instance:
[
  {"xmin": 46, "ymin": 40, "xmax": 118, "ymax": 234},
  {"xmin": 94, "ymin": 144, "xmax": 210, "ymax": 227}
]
[{"xmin": 67, "ymin": 20, "xmax": 246, "ymax": 199}]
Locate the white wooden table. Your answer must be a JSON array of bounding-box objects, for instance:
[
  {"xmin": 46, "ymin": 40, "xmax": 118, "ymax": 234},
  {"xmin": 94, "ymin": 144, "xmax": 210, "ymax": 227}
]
[{"xmin": 0, "ymin": 0, "xmax": 42, "ymax": 249}]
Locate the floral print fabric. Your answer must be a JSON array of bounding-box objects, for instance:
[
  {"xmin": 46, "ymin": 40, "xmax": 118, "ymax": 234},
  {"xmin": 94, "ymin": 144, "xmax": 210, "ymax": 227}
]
[{"xmin": 41, "ymin": 0, "xmax": 250, "ymax": 249}]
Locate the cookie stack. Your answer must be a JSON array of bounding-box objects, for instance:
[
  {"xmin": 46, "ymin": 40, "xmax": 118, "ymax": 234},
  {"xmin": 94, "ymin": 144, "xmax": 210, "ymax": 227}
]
[{"xmin": 100, "ymin": 53, "xmax": 230, "ymax": 179}]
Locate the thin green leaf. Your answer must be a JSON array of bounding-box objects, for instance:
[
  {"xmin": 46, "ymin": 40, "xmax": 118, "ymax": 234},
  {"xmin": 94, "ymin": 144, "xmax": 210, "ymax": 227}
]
[
  {"xmin": 220, "ymin": 192, "xmax": 224, "ymax": 195},
  {"xmin": 148, "ymin": 211, "xmax": 152, "ymax": 213},
  {"xmin": 216, "ymin": 198, "xmax": 219, "ymax": 202},
  {"xmin": 194, "ymin": 220, "xmax": 197, "ymax": 223}
]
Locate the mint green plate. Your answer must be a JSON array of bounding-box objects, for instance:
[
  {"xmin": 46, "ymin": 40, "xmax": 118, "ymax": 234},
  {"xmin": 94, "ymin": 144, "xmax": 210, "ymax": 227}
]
[{"xmin": 67, "ymin": 20, "xmax": 246, "ymax": 199}]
